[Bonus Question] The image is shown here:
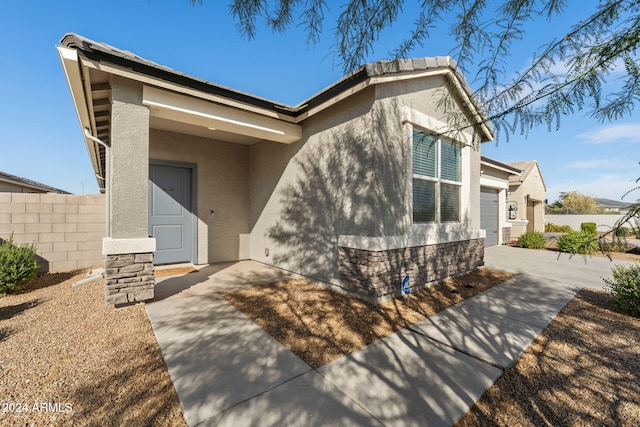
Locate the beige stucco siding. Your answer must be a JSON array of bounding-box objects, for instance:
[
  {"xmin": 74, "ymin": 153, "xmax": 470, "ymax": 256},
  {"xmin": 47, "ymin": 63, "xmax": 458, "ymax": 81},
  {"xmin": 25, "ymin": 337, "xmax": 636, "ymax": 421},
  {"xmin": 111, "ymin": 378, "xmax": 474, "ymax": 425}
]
[
  {"xmin": 110, "ymin": 77, "xmax": 150, "ymax": 239},
  {"xmin": 149, "ymin": 129, "xmax": 250, "ymax": 264},
  {"xmin": 248, "ymin": 76, "xmax": 484, "ymax": 286},
  {"xmin": 508, "ymin": 163, "xmax": 546, "ymax": 237},
  {"xmin": 248, "ymin": 87, "xmax": 385, "ymax": 283}
]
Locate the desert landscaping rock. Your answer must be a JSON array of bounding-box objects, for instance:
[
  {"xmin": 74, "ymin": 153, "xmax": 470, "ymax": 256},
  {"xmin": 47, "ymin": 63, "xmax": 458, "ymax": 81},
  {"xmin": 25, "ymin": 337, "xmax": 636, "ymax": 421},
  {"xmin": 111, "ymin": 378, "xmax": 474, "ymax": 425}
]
[{"xmin": 0, "ymin": 269, "xmax": 185, "ymax": 426}]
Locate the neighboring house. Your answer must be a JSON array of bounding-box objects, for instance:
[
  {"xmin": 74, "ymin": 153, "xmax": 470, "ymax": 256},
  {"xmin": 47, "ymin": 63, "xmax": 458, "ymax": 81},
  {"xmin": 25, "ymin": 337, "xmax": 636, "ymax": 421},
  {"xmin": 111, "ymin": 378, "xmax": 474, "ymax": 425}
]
[
  {"xmin": 595, "ymin": 198, "xmax": 634, "ymax": 214},
  {"xmin": 506, "ymin": 160, "xmax": 546, "ymax": 239},
  {"xmin": 479, "ymin": 157, "xmax": 522, "ymax": 247},
  {"xmin": 0, "ymin": 170, "xmax": 70, "ymax": 194},
  {"xmin": 58, "ymin": 33, "xmax": 494, "ymax": 305}
]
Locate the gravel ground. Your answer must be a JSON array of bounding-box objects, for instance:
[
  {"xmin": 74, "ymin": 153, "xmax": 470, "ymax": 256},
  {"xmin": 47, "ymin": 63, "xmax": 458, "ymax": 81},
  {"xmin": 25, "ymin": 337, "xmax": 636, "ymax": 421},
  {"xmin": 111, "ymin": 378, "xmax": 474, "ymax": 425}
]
[
  {"xmin": 3, "ymin": 263, "xmax": 638, "ymax": 426},
  {"xmin": 222, "ymin": 268, "xmax": 517, "ymax": 368},
  {"xmin": 0, "ymin": 269, "xmax": 185, "ymax": 427},
  {"xmin": 457, "ymin": 288, "xmax": 640, "ymax": 426}
]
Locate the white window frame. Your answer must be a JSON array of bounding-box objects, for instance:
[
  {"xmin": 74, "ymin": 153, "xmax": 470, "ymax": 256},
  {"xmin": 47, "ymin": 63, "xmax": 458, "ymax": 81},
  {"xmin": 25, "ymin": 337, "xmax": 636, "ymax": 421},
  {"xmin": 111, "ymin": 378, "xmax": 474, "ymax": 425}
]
[{"xmin": 412, "ymin": 128, "xmax": 462, "ymax": 224}]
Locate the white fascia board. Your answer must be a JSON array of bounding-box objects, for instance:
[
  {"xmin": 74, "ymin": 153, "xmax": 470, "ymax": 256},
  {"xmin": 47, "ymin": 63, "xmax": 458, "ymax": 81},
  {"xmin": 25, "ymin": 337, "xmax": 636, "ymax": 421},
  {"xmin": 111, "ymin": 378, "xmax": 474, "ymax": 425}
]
[
  {"xmin": 80, "ymin": 57, "xmax": 298, "ymax": 124},
  {"xmin": 57, "ymin": 46, "xmax": 101, "ymax": 176},
  {"xmin": 143, "ymin": 86, "xmax": 302, "ymax": 144}
]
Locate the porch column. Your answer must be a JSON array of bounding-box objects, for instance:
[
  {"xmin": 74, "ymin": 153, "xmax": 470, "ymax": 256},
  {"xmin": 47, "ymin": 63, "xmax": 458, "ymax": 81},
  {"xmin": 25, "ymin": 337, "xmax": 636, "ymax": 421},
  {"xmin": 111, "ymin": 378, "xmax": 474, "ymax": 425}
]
[{"xmin": 103, "ymin": 76, "xmax": 155, "ymax": 305}]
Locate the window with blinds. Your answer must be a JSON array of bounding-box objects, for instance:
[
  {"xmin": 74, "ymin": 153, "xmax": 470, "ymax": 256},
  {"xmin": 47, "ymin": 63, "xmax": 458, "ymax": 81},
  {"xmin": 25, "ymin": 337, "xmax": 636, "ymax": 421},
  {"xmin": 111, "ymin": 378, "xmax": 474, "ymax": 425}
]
[{"xmin": 412, "ymin": 130, "xmax": 461, "ymax": 223}]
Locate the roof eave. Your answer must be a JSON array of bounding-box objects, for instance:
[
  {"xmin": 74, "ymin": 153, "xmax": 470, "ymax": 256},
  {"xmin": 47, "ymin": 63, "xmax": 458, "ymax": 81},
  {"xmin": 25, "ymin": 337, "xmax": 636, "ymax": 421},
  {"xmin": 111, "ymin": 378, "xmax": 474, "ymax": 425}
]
[{"xmin": 57, "ymin": 45, "xmax": 105, "ymax": 191}]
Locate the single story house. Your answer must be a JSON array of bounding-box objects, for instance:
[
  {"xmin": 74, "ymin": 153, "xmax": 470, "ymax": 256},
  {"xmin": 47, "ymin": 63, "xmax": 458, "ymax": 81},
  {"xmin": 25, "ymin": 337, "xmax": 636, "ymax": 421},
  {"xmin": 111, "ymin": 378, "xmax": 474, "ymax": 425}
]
[
  {"xmin": 0, "ymin": 170, "xmax": 70, "ymax": 194},
  {"xmin": 479, "ymin": 157, "xmax": 522, "ymax": 247},
  {"xmin": 595, "ymin": 198, "xmax": 635, "ymax": 214},
  {"xmin": 58, "ymin": 33, "xmax": 494, "ymax": 305},
  {"xmin": 506, "ymin": 160, "xmax": 546, "ymax": 239}
]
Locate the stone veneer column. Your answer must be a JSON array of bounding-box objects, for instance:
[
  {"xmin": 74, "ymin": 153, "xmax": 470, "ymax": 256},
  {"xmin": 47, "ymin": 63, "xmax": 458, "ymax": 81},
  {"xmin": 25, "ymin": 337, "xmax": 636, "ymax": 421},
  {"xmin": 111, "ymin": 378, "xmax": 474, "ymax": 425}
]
[
  {"xmin": 103, "ymin": 76, "xmax": 156, "ymax": 305},
  {"xmin": 105, "ymin": 253, "xmax": 155, "ymax": 305},
  {"xmin": 103, "ymin": 238, "xmax": 156, "ymax": 305}
]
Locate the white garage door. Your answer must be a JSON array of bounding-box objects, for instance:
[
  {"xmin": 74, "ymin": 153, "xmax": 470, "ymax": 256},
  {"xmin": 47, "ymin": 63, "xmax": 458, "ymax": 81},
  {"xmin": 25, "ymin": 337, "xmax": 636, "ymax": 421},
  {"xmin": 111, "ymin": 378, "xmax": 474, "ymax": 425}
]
[{"xmin": 480, "ymin": 187, "xmax": 499, "ymax": 247}]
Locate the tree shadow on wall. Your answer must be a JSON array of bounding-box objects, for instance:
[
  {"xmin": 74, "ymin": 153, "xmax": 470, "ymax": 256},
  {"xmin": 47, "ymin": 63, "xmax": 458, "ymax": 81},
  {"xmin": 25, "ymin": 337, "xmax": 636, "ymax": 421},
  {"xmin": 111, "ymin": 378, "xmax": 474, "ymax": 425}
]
[{"xmin": 267, "ymin": 101, "xmax": 408, "ymax": 283}]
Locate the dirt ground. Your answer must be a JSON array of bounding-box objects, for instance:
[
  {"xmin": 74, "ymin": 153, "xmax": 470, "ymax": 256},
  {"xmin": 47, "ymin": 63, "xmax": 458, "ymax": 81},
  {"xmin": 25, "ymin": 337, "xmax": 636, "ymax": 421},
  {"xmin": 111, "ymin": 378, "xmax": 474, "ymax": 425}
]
[
  {"xmin": 457, "ymin": 288, "xmax": 640, "ymax": 426},
  {"xmin": 0, "ymin": 269, "xmax": 185, "ymax": 427},
  {"xmin": 2, "ymin": 259, "xmax": 638, "ymax": 426},
  {"xmin": 222, "ymin": 268, "xmax": 516, "ymax": 368}
]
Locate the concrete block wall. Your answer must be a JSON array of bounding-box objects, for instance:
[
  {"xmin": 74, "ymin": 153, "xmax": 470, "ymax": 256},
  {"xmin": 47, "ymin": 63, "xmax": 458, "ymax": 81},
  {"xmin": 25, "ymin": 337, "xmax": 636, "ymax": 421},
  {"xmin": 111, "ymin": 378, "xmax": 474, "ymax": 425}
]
[{"xmin": 0, "ymin": 193, "xmax": 105, "ymax": 272}]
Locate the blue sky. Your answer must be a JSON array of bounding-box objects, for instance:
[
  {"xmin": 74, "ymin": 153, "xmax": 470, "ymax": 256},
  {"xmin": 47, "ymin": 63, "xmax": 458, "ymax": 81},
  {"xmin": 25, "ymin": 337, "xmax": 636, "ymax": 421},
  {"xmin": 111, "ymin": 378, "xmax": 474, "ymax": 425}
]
[{"xmin": 1, "ymin": 1, "xmax": 639, "ymax": 203}]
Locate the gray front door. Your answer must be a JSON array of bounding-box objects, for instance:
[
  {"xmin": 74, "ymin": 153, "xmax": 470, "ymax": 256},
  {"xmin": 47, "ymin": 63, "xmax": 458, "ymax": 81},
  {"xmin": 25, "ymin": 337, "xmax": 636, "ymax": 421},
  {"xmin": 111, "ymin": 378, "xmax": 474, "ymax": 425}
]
[
  {"xmin": 480, "ymin": 187, "xmax": 499, "ymax": 247},
  {"xmin": 149, "ymin": 163, "xmax": 194, "ymax": 265}
]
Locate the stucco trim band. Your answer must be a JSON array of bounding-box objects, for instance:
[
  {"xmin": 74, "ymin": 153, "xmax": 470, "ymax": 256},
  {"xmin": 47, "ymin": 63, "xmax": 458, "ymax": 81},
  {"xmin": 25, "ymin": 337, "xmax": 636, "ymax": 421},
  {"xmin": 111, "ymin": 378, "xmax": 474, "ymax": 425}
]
[
  {"xmin": 338, "ymin": 229, "xmax": 485, "ymax": 252},
  {"xmin": 102, "ymin": 237, "xmax": 156, "ymax": 255}
]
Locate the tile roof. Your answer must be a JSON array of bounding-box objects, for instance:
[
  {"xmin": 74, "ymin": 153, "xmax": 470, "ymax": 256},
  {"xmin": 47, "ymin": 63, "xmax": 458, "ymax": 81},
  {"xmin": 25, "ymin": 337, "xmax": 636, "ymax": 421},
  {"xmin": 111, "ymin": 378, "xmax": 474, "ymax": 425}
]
[
  {"xmin": 59, "ymin": 33, "xmax": 490, "ymax": 132},
  {"xmin": 506, "ymin": 160, "xmax": 546, "ymax": 190}
]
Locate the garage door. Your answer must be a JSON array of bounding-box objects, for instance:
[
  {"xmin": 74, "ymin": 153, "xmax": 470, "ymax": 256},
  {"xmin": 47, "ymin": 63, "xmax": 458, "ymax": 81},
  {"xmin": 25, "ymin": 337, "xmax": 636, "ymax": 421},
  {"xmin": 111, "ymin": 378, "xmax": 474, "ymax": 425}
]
[{"xmin": 480, "ymin": 187, "xmax": 499, "ymax": 247}]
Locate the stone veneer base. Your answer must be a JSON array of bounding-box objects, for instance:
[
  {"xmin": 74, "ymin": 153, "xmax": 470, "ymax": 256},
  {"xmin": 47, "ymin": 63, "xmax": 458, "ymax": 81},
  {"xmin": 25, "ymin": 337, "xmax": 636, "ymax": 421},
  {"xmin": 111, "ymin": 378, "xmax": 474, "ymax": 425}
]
[
  {"xmin": 104, "ymin": 252, "xmax": 155, "ymax": 305},
  {"xmin": 339, "ymin": 238, "xmax": 484, "ymax": 304}
]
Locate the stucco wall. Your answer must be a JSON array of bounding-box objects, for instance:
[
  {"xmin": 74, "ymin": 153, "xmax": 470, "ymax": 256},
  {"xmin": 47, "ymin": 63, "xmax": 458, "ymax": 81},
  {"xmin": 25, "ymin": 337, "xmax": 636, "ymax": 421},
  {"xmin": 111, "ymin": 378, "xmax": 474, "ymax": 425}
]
[
  {"xmin": 149, "ymin": 129, "xmax": 250, "ymax": 264},
  {"xmin": 0, "ymin": 193, "xmax": 105, "ymax": 272},
  {"xmin": 508, "ymin": 163, "xmax": 546, "ymax": 237},
  {"xmin": 110, "ymin": 77, "xmax": 150, "ymax": 239},
  {"xmin": 249, "ymin": 87, "xmax": 383, "ymax": 284},
  {"xmin": 248, "ymin": 76, "xmax": 485, "ymax": 287}
]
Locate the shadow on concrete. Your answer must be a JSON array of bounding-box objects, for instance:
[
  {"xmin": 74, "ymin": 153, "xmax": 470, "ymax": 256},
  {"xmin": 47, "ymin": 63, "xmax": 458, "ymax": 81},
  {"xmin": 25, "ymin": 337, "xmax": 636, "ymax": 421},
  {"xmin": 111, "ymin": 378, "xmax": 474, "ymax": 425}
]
[
  {"xmin": 147, "ymin": 262, "xmax": 512, "ymax": 425},
  {"xmin": 458, "ymin": 288, "xmax": 640, "ymax": 426},
  {"xmin": 146, "ymin": 289, "xmax": 381, "ymax": 426}
]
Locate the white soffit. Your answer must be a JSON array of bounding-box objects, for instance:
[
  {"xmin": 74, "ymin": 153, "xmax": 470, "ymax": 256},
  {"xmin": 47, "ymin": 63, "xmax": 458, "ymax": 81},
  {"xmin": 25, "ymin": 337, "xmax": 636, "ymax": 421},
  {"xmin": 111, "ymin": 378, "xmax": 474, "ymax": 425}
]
[{"xmin": 142, "ymin": 86, "xmax": 302, "ymax": 144}]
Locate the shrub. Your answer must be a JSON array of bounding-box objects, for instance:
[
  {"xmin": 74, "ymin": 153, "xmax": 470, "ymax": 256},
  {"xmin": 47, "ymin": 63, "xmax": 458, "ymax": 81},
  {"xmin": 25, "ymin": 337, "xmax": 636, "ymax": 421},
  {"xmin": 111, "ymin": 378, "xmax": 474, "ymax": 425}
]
[
  {"xmin": 517, "ymin": 231, "xmax": 546, "ymax": 249},
  {"xmin": 601, "ymin": 239, "xmax": 632, "ymax": 253},
  {"xmin": 545, "ymin": 223, "xmax": 573, "ymax": 233},
  {"xmin": 603, "ymin": 263, "xmax": 640, "ymax": 317},
  {"xmin": 614, "ymin": 226, "xmax": 632, "ymax": 238},
  {"xmin": 0, "ymin": 236, "xmax": 39, "ymax": 296},
  {"xmin": 556, "ymin": 231, "xmax": 599, "ymax": 254},
  {"xmin": 580, "ymin": 222, "xmax": 597, "ymax": 234}
]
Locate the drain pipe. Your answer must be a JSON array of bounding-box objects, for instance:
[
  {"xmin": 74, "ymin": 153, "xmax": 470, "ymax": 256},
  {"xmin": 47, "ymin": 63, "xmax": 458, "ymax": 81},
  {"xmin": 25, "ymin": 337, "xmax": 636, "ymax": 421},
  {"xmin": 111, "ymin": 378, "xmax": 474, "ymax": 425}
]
[{"xmin": 83, "ymin": 128, "xmax": 111, "ymax": 237}]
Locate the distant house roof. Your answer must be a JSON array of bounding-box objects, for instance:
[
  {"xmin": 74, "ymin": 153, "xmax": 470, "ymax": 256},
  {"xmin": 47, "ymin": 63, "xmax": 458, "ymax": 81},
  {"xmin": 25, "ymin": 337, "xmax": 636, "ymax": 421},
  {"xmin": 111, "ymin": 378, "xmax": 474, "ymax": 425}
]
[
  {"xmin": 507, "ymin": 160, "xmax": 547, "ymax": 191},
  {"xmin": 480, "ymin": 156, "xmax": 522, "ymax": 175},
  {"xmin": 595, "ymin": 198, "xmax": 634, "ymax": 209},
  {"xmin": 0, "ymin": 170, "xmax": 70, "ymax": 194}
]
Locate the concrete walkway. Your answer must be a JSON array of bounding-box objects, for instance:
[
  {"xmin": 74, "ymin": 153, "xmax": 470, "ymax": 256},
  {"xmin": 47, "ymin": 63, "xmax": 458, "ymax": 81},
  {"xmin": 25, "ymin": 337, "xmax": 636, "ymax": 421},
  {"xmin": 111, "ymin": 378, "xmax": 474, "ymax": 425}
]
[{"xmin": 146, "ymin": 247, "xmax": 630, "ymax": 426}]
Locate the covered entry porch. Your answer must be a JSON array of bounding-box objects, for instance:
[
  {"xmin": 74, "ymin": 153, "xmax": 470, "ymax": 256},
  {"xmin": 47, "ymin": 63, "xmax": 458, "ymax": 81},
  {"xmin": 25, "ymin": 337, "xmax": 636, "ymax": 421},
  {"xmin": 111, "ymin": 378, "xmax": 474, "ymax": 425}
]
[{"xmin": 58, "ymin": 34, "xmax": 301, "ymax": 304}]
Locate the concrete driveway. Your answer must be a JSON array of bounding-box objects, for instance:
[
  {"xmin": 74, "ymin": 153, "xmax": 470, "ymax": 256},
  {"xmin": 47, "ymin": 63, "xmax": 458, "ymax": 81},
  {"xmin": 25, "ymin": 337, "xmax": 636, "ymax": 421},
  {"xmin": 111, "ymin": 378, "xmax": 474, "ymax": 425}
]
[
  {"xmin": 146, "ymin": 247, "xmax": 631, "ymax": 426},
  {"xmin": 482, "ymin": 245, "xmax": 630, "ymax": 290}
]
